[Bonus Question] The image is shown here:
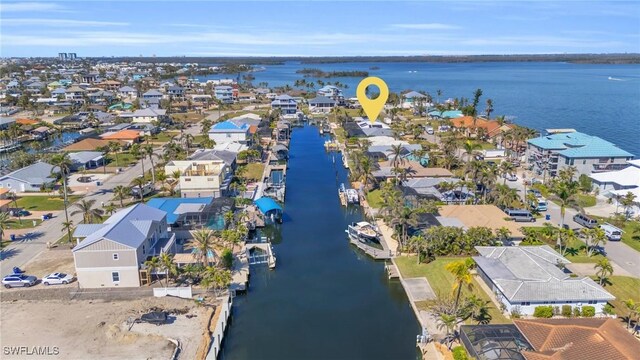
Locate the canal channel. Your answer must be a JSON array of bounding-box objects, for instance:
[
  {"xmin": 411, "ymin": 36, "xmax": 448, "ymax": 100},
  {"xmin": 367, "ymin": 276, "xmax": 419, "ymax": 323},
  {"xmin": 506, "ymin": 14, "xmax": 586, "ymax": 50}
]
[{"xmin": 220, "ymin": 125, "xmax": 421, "ymax": 359}]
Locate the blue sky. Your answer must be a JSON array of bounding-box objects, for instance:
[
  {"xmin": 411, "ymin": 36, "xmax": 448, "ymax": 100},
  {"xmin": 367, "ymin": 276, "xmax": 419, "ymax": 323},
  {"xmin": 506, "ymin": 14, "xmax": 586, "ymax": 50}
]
[{"xmin": 1, "ymin": 1, "xmax": 639, "ymax": 57}]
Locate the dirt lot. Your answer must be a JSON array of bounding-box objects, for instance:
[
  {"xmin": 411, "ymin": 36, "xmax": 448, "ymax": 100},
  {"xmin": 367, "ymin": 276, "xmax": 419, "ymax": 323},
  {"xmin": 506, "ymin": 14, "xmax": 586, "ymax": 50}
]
[{"xmin": 1, "ymin": 296, "xmax": 213, "ymax": 360}]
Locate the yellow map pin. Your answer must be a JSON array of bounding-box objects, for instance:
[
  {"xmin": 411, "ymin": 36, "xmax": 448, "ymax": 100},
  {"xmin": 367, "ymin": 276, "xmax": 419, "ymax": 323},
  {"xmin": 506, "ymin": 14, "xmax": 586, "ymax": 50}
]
[{"xmin": 357, "ymin": 77, "xmax": 389, "ymax": 123}]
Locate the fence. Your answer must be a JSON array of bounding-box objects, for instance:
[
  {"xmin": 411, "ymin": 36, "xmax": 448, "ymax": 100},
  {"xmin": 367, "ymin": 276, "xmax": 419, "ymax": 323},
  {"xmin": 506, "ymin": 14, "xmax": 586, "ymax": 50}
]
[
  {"xmin": 153, "ymin": 286, "xmax": 193, "ymax": 299},
  {"xmin": 206, "ymin": 295, "xmax": 233, "ymax": 360}
]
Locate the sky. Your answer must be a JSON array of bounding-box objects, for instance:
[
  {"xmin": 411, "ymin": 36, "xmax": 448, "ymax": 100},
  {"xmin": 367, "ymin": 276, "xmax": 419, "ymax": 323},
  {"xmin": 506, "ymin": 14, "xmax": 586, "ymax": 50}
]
[{"xmin": 1, "ymin": 1, "xmax": 639, "ymax": 57}]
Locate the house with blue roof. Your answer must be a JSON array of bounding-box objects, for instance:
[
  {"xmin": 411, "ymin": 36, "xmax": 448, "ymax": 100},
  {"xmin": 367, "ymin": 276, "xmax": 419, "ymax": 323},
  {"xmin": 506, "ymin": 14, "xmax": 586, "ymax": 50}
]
[
  {"xmin": 72, "ymin": 203, "xmax": 175, "ymax": 288},
  {"xmin": 208, "ymin": 120, "xmax": 251, "ymax": 144},
  {"xmin": 526, "ymin": 130, "xmax": 634, "ymax": 178},
  {"xmin": 146, "ymin": 197, "xmax": 215, "ymax": 227}
]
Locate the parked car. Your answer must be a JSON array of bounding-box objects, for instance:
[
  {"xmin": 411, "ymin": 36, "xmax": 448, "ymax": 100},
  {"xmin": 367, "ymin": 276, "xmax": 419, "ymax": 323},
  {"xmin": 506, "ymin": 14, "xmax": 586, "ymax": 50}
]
[
  {"xmin": 2, "ymin": 274, "xmax": 37, "ymax": 288},
  {"xmin": 426, "ymin": 126, "xmax": 434, "ymax": 135},
  {"xmin": 599, "ymin": 223, "xmax": 622, "ymax": 241},
  {"xmin": 42, "ymin": 272, "xmax": 75, "ymax": 285},
  {"xmin": 10, "ymin": 209, "xmax": 31, "ymax": 217},
  {"xmin": 573, "ymin": 213, "xmax": 598, "ymax": 229},
  {"xmin": 530, "ymin": 200, "xmax": 548, "ymax": 212},
  {"xmin": 527, "ymin": 189, "xmax": 543, "ymax": 198},
  {"xmin": 503, "ymin": 173, "xmax": 518, "ymax": 182}
]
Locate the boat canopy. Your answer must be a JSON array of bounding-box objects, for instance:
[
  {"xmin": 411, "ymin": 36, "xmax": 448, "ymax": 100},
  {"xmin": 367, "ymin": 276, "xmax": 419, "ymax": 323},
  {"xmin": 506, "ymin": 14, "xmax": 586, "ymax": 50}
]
[{"xmin": 255, "ymin": 197, "xmax": 282, "ymax": 215}]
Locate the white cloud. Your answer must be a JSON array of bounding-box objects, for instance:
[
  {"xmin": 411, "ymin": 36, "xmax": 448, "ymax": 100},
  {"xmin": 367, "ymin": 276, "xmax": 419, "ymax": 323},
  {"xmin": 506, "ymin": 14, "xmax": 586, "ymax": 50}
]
[
  {"xmin": 0, "ymin": 2, "xmax": 66, "ymax": 12},
  {"xmin": 2, "ymin": 18, "xmax": 128, "ymax": 27},
  {"xmin": 391, "ymin": 23, "xmax": 461, "ymax": 30}
]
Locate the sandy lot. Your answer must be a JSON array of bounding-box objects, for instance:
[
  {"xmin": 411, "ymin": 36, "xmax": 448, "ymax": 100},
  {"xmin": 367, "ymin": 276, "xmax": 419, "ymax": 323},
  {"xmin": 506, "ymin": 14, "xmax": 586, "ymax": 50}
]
[{"xmin": 1, "ymin": 296, "xmax": 212, "ymax": 360}]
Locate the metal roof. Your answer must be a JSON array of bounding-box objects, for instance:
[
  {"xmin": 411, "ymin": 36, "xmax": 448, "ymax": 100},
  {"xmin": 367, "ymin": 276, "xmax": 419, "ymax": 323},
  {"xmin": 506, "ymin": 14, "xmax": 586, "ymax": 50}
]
[
  {"xmin": 146, "ymin": 197, "xmax": 213, "ymax": 225},
  {"xmin": 527, "ymin": 131, "xmax": 634, "ymax": 158}
]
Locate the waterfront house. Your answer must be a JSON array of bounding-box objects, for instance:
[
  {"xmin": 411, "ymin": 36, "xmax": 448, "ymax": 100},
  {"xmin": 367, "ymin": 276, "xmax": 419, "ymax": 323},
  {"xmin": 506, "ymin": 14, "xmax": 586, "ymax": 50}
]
[
  {"xmin": 166, "ymin": 85, "xmax": 184, "ymax": 98},
  {"xmin": 63, "ymin": 138, "xmax": 125, "ymax": 152},
  {"xmin": 589, "ymin": 159, "xmax": 640, "ymax": 214},
  {"xmin": 367, "ymin": 143, "xmax": 428, "ymax": 166},
  {"xmin": 271, "ymin": 94, "xmax": 297, "ymax": 115},
  {"xmin": 189, "ymin": 149, "xmax": 237, "ymax": 171},
  {"xmin": 0, "ymin": 162, "xmax": 58, "ymax": 193},
  {"xmin": 119, "ymin": 108, "xmax": 168, "ymax": 123},
  {"xmin": 146, "ymin": 197, "xmax": 234, "ymax": 235},
  {"xmin": 402, "ymin": 91, "xmax": 427, "ymax": 108},
  {"xmin": 72, "ymin": 203, "xmax": 176, "ymax": 288},
  {"xmin": 308, "ymin": 96, "xmax": 336, "ymax": 113},
  {"xmin": 473, "ymin": 245, "xmax": 615, "ymax": 316},
  {"xmin": 214, "ymin": 86, "xmax": 235, "ymax": 104},
  {"xmin": 526, "ymin": 129, "xmax": 634, "ymax": 178},
  {"xmin": 512, "ymin": 318, "xmax": 640, "ymax": 360},
  {"xmin": 164, "ymin": 159, "xmax": 232, "ymax": 198},
  {"xmin": 68, "ymin": 151, "xmax": 105, "ymax": 171},
  {"xmin": 208, "ymin": 120, "xmax": 251, "ymax": 144},
  {"xmin": 100, "ymin": 129, "xmax": 142, "ymax": 144},
  {"xmin": 317, "ymin": 85, "xmax": 344, "ymax": 103},
  {"xmin": 118, "ymin": 86, "xmax": 137, "ymax": 99},
  {"xmin": 371, "ymin": 160, "xmax": 451, "ymax": 180}
]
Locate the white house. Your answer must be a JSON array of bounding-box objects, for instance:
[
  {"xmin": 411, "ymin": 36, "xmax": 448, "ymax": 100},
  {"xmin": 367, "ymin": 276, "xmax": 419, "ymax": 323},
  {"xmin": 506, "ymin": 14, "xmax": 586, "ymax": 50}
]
[
  {"xmin": 308, "ymin": 96, "xmax": 336, "ymax": 113},
  {"xmin": 271, "ymin": 94, "xmax": 297, "ymax": 115},
  {"xmin": 164, "ymin": 159, "xmax": 231, "ymax": 198},
  {"xmin": 474, "ymin": 246, "xmax": 615, "ymax": 316},
  {"xmin": 119, "ymin": 108, "xmax": 167, "ymax": 123},
  {"xmin": 208, "ymin": 120, "xmax": 251, "ymax": 144},
  {"xmin": 590, "ymin": 159, "xmax": 640, "ymax": 215}
]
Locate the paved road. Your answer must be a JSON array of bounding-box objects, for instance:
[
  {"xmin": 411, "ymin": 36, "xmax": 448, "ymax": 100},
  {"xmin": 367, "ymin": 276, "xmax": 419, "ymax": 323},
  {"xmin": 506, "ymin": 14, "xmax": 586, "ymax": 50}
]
[
  {"xmin": 0, "ymin": 155, "xmax": 154, "ymax": 276},
  {"xmin": 506, "ymin": 170, "xmax": 640, "ymax": 278}
]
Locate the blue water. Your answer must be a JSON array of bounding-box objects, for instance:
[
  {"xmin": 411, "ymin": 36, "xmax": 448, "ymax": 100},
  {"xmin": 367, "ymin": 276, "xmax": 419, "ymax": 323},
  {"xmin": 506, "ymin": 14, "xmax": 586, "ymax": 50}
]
[
  {"xmin": 203, "ymin": 62, "xmax": 640, "ymax": 155},
  {"xmin": 220, "ymin": 126, "xmax": 420, "ymax": 360}
]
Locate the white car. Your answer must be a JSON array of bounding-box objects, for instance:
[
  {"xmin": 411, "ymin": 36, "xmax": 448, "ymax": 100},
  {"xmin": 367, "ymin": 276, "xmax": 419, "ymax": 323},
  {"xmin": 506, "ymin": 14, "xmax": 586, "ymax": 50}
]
[
  {"xmin": 42, "ymin": 273, "xmax": 75, "ymax": 285},
  {"xmin": 426, "ymin": 126, "xmax": 434, "ymax": 135},
  {"xmin": 504, "ymin": 173, "xmax": 518, "ymax": 182}
]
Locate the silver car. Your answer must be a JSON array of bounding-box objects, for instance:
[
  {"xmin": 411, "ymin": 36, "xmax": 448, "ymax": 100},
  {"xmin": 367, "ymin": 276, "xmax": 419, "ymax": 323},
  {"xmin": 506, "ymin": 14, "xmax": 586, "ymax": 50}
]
[
  {"xmin": 42, "ymin": 273, "xmax": 75, "ymax": 285},
  {"xmin": 2, "ymin": 274, "xmax": 37, "ymax": 288}
]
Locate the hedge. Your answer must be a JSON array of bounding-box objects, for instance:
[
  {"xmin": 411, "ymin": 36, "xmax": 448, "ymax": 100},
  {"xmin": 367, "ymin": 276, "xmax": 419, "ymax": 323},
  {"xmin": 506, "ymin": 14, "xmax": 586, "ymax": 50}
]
[
  {"xmin": 533, "ymin": 306, "xmax": 554, "ymax": 318},
  {"xmin": 561, "ymin": 305, "xmax": 572, "ymax": 317},
  {"xmin": 582, "ymin": 306, "xmax": 596, "ymax": 317},
  {"xmin": 452, "ymin": 346, "xmax": 469, "ymax": 360}
]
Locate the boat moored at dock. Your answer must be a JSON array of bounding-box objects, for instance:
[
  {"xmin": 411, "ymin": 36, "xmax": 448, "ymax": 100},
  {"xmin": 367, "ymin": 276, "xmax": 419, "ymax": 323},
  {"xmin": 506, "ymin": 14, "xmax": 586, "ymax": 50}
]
[{"xmin": 346, "ymin": 221, "xmax": 380, "ymax": 243}]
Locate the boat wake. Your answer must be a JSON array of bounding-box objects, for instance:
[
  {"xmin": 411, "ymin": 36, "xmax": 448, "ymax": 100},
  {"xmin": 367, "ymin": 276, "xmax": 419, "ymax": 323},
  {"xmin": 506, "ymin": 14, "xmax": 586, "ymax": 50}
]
[{"xmin": 608, "ymin": 76, "xmax": 624, "ymax": 81}]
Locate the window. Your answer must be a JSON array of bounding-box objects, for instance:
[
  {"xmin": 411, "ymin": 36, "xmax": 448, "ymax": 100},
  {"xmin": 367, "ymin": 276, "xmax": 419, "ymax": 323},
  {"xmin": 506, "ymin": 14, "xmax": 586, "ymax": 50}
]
[
  {"xmin": 521, "ymin": 302, "xmax": 530, "ymax": 306},
  {"xmin": 184, "ymin": 178, "xmax": 191, "ymax": 182},
  {"xmin": 111, "ymin": 272, "xmax": 120, "ymax": 282},
  {"xmin": 588, "ymin": 300, "xmax": 597, "ymax": 304},
  {"xmin": 226, "ymin": 133, "xmax": 231, "ymax": 138},
  {"xmin": 112, "ymin": 253, "xmax": 119, "ymax": 260},
  {"xmin": 583, "ymin": 160, "xmax": 586, "ymax": 165}
]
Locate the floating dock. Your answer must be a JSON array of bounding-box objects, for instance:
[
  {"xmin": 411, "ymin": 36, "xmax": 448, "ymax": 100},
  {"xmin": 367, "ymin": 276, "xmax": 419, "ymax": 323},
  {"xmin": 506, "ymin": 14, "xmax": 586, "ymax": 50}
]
[{"xmin": 348, "ymin": 237, "xmax": 392, "ymax": 260}]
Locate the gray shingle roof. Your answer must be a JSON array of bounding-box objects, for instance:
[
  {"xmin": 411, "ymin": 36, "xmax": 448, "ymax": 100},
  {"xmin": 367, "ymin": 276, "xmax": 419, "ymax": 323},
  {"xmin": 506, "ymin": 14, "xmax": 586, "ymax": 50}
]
[
  {"xmin": 73, "ymin": 203, "xmax": 166, "ymax": 251},
  {"xmin": 69, "ymin": 151, "xmax": 104, "ymax": 164},
  {"xmin": 1, "ymin": 162, "xmax": 57, "ymax": 185},
  {"xmin": 188, "ymin": 149, "xmax": 236, "ymax": 166},
  {"xmin": 474, "ymin": 246, "xmax": 615, "ymax": 302}
]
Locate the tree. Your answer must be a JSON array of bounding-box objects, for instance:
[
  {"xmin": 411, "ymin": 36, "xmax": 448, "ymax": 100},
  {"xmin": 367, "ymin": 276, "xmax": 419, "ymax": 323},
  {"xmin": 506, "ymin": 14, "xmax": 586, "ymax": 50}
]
[
  {"xmin": 436, "ymin": 313, "xmax": 458, "ymax": 349},
  {"xmin": 61, "ymin": 220, "xmax": 74, "ymax": 244},
  {"xmin": 144, "ymin": 256, "xmax": 164, "ymax": 287},
  {"xmin": 498, "ymin": 161, "xmax": 514, "ymax": 185},
  {"xmin": 160, "ymin": 253, "xmax": 178, "ymax": 285},
  {"xmin": 467, "ymin": 294, "xmax": 491, "ymax": 324},
  {"xmin": 484, "ymin": 98, "xmax": 494, "ymax": 119},
  {"xmin": 0, "ymin": 211, "xmax": 10, "ymax": 243},
  {"xmin": 551, "ymin": 179, "xmax": 579, "ymax": 248},
  {"xmin": 113, "ymin": 185, "xmax": 130, "ymax": 207},
  {"xmin": 594, "ymin": 258, "xmax": 613, "ymax": 286},
  {"xmin": 186, "ymin": 229, "xmax": 219, "ymax": 267},
  {"xmin": 103, "ymin": 203, "xmax": 117, "ymax": 215},
  {"xmin": 620, "ymin": 191, "xmax": 637, "ymax": 219},
  {"xmin": 132, "ymin": 177, "xmax": 147, "ymax": 201},
  {"xmin": 70, "ymin": 199, "xmax": 104, "ymax": 224},
  {"xmin": 389, "ymin": 144, "xmax": 406, "ymax": 168},
  {"xmin": 461, "ymin": 140, "xmax": 482, "ymax": 162},
  {"xmin": 584, "ymin": 227, "xmax": 607, "ymax": 257},
  {"xmin": 446, "ymin": 258, "xmax": 475, "ymax": 313},
  {"xmin": 623, "ymin": 299, "xmax": 640, "ymax": 331},
  {"xmin": 50, "ymin": 153, "xmax": 73, "ymax": 243},
  {"xmin": 496, "ymin": 227, "xmax": 512, "ymax": 244},
  {"xmin": 108, "ymin": 141, "xmax": 122, "ymax": 168},
  {"xmin": 130, "ymin": 144, "xmax": 146, "ymax": 179},
  {"xmin": 143, "ymin": 145, "xmax": 157, "ymax": 185}
]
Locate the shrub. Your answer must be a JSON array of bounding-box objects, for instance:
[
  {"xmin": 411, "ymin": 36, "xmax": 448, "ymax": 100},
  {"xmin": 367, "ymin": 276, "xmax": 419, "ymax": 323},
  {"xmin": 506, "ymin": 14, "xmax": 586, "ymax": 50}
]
[
  {"xmin": 553, "ymin": 306, "xmax": 561, "ymax": 316},
  {"xmin": 573, "ymin": 307, "xmax": 581, "ymax": 317},
  {"xmin": 562, "ymin": 305, "xmax": 572, "ymax": 317},
  {"xmin": 511, "ymin": 307, "xmax": 522, "ymax": 319},
  {"xmin": 221, "ymin": 248, "xmax": 233, "ymax": 270},
  {"xmin": 603, "ymin": 303, "xmax": 615, "ymax": 315},
  {"xmin": 533, "ymin": 306, "xmax": 554, "ymax": 318},
  {"xmin": 452, "ymin": 346, "xmax": 469, "ymax": 360},
  {"xmin": 582, "ymin": 306, "xmax": 596, "ymax": 317}
]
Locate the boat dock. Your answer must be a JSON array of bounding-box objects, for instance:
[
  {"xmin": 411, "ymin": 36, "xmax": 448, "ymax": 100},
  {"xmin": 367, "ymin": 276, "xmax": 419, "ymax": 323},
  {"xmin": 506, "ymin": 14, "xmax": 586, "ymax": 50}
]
[
  {"xmin": 246, "ymin": 242, "xmax": 277, "ymax": 269},
  {"xmin": 348, "ymin": 237, "xmax": 392, "ymax": 260},
  {"xmin": 231, "ymin": 254, "xmax": 250, "ymax": 295},
  {"xmin": 385, "ymin": 263, "xmax": 400, "ymax": 279}
]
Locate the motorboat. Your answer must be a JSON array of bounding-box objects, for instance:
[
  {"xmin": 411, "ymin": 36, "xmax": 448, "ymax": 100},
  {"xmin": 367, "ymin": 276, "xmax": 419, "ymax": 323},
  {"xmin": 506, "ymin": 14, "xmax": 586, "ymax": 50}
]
[
  {"xmin": 346, "ymin": 221, "xmax": 380, "ymax": 243},
  {"xmin": 345, "ymin": 189, "xmax": 359, "ymax": 204}
]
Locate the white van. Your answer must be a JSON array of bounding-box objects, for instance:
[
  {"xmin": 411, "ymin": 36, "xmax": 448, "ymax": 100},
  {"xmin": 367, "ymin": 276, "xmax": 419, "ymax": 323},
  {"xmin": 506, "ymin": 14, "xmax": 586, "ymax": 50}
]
[
  {"xmin": 506, "ymin": 209, "xmax": 535, "ymax": 222},
  {"xmin": 599, "ymin": 223, "xmax": 622, "ymax": 241}
]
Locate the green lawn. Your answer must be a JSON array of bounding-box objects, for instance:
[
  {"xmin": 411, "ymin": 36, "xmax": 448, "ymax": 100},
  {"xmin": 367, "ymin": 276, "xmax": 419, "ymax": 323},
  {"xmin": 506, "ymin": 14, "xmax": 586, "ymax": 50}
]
[
  {"xmin": 366, "ymin": 189, "xmax": 383, "ymax": 209},
  {"xmin": 16, "ymin": 195, "xmax": 82, "ymax": 211},
  {"xmin": 5, "ymin": 219, "xmax": 42, "ymax": 229},
  {"xmin": 521, "ymin": 226, "xmax": 603, "ymax": 263},
  {"xmin": 471, "ymin": 140, "xmax": 496, "ymax": 150},
  {"xmin": 620, "ymin": 220, "xmax": 640, "ymax": 252},
  {"xmin": 576, "ymin": 193, "xmax": 596, "ymax": 208},
  {"xmin": 599, "ymin": 276, "xmax": 640, "ymax": 317},
  {"xmin": 106, "ymin": 152, "xmax": 138, "ymax": 167},
  {"xmin": 239, "ymin": 163, "xmax": 265, "ymax": 182},
  {"xmin": 395, "ymin": 256, "xmax": 511, "ymax": 324},
  {"xmin": 148, "ymin": 132, "xmax": 180, "ymax": 143}
]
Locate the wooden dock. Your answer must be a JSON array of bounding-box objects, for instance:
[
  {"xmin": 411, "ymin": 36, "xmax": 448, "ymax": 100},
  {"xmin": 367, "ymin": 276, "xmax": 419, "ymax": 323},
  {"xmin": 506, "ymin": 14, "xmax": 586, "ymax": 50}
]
[{"xmin": 385, "ymin": 263, "xmax": 400, "ymax": 279}]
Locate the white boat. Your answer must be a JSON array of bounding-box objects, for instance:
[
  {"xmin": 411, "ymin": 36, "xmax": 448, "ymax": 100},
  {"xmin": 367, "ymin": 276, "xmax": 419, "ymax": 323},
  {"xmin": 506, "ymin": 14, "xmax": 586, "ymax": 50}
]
[
  {"xmin": 346, "ymin": 222, "xmax": 380, "ymax": 243},
  {"xmin": 342, "ymin": 153, "xmax": 349, "ymax": 168},
  {"xmin": 346, "ymin": 189, "xmax": 359, "ymax": 204}
]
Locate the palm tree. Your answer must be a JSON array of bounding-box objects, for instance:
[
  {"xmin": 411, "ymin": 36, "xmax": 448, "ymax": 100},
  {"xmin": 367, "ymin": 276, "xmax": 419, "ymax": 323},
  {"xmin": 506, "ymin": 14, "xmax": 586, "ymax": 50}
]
[
  {"xmin": 132, "ymin": 177, "xmax": 147, "ymax": 201},
  {"xmin": 623, "ymin": 299, "xmax": 640, "ymax": 331},
  {"xmin": 484, "ymin": 99, "xmax": 494, "ymax": 119},
  {"xmin": 498, "ymin": 161, "xmax": 514, "ymax": 185},
  {"xmin": 594, "ymin": 258, "xmax": 613, "ymax": 286},
  {"xmin": 50, "ymin": 153, "xmax": 73, "ymax": 243},
  {"xmin": 462, "ymin": 140, "xmax": 482, "ymax": 162},
  {"xmin": 108, "ymin": 141, "xmax": 121, "ymax": 168},
  {"xmin": 551, "ymin": 180, "xmax": 579, "ymax": 247},
  {"xmin": 70, "ymin": 199, "xmax": 104, "ymax": 224},
  {"xmin": 0, "ymin": 211, "xmax": 11, "ymax": 244},
  {"xmin": 144, "ymin": 256, "xmax": 164, "ymax": 287},
  {"xmin": 620, "ymin": 191, "xmax": 637, "ymax": 219},
  {"xmin": 182, "ymin": 133, "xmax": 194, "ymax": 151},
  {"xmin": 113, "ymin": 185, "xmax": 130, "ymax": 207},
  {"xmin": 186, "ymin": 229, "xmax": 219, "ymax": 267},
  {"xmin": 445, "ymin": 258, "xmax": 475, "ymax": 313},
  {"xmin": 467, "ymin": 294, "xmax": 491, "ymax": 324},
  {"xmin": 103, "ymin": 203, "xmax": 117, "ymax": 215},
  {"xmin": 130, "ymin": 144, "xmax": 146, "ymax": 179},
  {"xmin": 61, "ymin": 220, "xmax": 74, "ymax": 244},
  {"xmin": 143, "ymin": 145, "xmax": 157, "ymax": 185},
  {"xmin": 585, "ymin": 227, "xmax": 607, "ymax": 257},
  {"xmin": 496, "ymin": 227, "xmax": 511, "ymax": 244},
  {"xmin": 160, "ymin": 252, "xmax": 178, "ymax": 285},
  {"xmin": 389, "ymin": 144, "xmax": 405, "ymax": 168},
  {"xmin": 436, "ymin": 313, "xmax": 458, "ymax": 349}
]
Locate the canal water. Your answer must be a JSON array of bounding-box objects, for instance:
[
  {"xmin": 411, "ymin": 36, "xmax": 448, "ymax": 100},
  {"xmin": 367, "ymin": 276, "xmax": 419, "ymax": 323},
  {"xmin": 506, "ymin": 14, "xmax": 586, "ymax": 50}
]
[{"xmin": 220, "ymin": 125, "xmax": 421, "ymax": 359}]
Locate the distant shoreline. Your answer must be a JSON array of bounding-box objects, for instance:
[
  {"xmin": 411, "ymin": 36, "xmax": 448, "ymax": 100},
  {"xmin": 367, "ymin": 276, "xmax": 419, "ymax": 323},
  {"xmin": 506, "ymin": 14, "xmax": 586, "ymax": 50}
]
[{"xmin": 68, "ymin": 53, "xmax": 640, "ymax": 65}]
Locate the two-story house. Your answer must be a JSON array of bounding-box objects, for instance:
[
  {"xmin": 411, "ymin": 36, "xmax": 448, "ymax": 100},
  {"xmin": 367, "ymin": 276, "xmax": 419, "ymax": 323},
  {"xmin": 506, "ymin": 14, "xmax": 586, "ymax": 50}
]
[
  {"xmin": 164, "ymin": 159, "xmax": 231, "ymax": 198},
  {"xmin": 271, "ymin": 94, "xmax": 297, "ymax": 115},
  {"xmin": 208, "ymin": 120, "xmax": 251, "ymax": 144},
  {"xmin": 72, "ymin": 203, "xmax": 176, "ymax": 288},
  {"xmin": 214, "ymin": 86, "xmax": 235, "ymax": 104}
]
